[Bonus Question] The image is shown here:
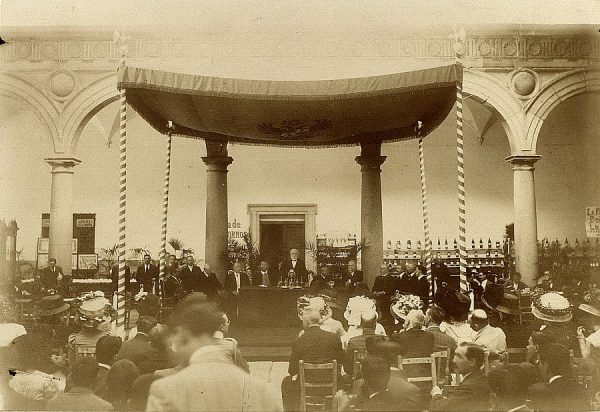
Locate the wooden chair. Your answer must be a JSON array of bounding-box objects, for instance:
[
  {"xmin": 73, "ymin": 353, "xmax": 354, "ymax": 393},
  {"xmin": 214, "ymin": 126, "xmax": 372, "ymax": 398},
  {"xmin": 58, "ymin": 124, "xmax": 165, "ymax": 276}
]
[
  {"xmin": 397, "ymin": 354, "xmax": 438, "ymax": 387},
  {"xmin": 517, "ymin": 293, "xmax": 534, "ymax": 324},
  {"xmin": 299, "ymin": 360, "xmax": 338, "ymax": 412},
  {"xmin": 352, "ymin": 349, "xmax": 368, "ymax": 384},
  {"xmin": 432, "ymin": 350, "xmax": 451, "ymax": 385},
  {"xmin": 14, "ymin": 298, "xmax": 34, "ymax": 322}
]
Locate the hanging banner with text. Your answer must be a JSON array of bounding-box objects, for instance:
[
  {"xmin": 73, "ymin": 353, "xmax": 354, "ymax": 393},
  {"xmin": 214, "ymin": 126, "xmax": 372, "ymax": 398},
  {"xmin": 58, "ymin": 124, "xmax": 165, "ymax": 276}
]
[{"xmin": 586, "ymin": 207, "xmax": 600, "ymax": 237}]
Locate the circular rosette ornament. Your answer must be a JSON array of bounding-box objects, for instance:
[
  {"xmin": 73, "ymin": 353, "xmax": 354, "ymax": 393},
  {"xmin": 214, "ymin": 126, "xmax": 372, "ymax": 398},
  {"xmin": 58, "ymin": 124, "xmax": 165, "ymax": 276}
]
[{"xmin": 390, "ymin": 293, "xmax": 423, "ymax": 321}]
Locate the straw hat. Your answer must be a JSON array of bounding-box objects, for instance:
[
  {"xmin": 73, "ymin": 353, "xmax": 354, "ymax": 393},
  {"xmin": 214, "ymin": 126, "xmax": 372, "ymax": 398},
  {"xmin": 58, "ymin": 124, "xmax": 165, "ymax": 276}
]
[
  {"xmin": 34, "ymin": 295, "xmax": 70, "ymax": 317},
  {"xmin": 579, "ymin": 288, "xmax": 600, "ymax": 317},
  {"xmin": 532, "ymin": 291, "xmax": 572, "ymax": 323},
  {"xmin": 74, "ymin": 295, "xmax": 117, "ymax": 328}
]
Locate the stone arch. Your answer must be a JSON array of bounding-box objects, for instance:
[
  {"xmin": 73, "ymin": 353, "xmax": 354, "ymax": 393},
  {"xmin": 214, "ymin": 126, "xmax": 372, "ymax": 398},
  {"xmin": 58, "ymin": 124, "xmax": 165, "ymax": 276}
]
[
  {"xmin": 525, "ymin": 68, "xmax": 600, "ymax": 153},
  {"xmin": 0, "ymin": 73, "xmax": 60, "ymax": 151},
  {"xmin": 60, "ymin": 72, "xmax": 119, "ymax": 153},
  {"xmin": 462, "ymin": 70, "xmax": 525, "ymax": 154}
]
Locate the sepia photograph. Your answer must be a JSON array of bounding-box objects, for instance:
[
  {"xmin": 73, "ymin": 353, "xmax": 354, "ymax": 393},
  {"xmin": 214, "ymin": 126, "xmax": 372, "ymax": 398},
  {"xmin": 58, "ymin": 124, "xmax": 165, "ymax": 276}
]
[{"xmin": 0, "ymin": 0, "xmax": 599, "ymax": 411}]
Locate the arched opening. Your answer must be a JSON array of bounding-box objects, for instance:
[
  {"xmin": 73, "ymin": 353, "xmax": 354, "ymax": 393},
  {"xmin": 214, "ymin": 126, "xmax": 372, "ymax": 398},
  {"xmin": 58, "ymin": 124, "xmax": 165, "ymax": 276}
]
[{"xmin": 536, "ymin": 92, "xmax": 600, "ymax": 241}]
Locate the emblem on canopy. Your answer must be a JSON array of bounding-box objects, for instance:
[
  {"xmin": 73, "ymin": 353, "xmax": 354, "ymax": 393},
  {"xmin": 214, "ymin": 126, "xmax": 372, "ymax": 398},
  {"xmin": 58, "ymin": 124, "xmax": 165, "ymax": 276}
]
[{"xmin": 257, "ymin": 118, "xmax": 332, "ymax": 140}]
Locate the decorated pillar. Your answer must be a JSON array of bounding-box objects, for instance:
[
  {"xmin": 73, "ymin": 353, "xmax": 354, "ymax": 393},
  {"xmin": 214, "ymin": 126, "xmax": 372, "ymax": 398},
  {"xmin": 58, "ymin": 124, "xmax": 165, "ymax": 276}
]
[
  {"xmin": 356, "ymin": 142, "xmax": 386, "ymax": 288},
  {"xmin": 202, "ymin": 140, "xmax": 233, "ymax": 285},
  {"xmin": 506, "ymin": 155, "xmax": 541, "ymax": 286},
  {"xmin": 46, "ymin": 157, "xmax": 81, "ymax": 277}
]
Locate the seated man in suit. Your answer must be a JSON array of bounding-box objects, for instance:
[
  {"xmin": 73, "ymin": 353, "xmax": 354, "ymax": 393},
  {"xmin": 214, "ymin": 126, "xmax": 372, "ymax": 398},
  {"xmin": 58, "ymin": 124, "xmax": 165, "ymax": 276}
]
[
  {"xmin": 391, "ymin": 309, "xmax": 434, "ymax": 358},
  {"xmin": 345, "ymin": 259, "xmax": 363, "ymax": 292},
  {"xmin": 504, "ymin": 271, "xmax": 529, "ymax": 293},
  {"xmin": 430, "ymin": 342, "xmax": 491, "ymax": 411},
  {"xmin": 40, "ymin": 257, "xmax": 64, "ymax": 290},
  {"xmin": 117, "ymin": 316, "xmax": 157, "ymax": 366},
  {"xmin": 358, "ymin": 354, "xmax": 422, "ymax": 411},
  {"xmin": 280, "ymin": 248, "xmax": 308, "ymax": 285},
  {"xmin": 136, "ymin": 254, "xmax": 159, "ymax": 293},
  {"xmin": 255, "ymin": 260, "xmax": 277, "ymax": 287},
  {"xmin": 310, "ymin": 265, "xmax": 332, "ymax": 290},
  {"xmin": 281, "ymin": 308, "xmax": 344, "ymax": 411},
  {"xmin": 528, "ymin": 343, "xmax": 589, "ymax": 412},
  {"xmin": 344, "ymin": 311, "xmax": 378, "ymax": 376},
  {"xmin": 47, "ymin": 357, "xmax": 114, "ymax": 411}
]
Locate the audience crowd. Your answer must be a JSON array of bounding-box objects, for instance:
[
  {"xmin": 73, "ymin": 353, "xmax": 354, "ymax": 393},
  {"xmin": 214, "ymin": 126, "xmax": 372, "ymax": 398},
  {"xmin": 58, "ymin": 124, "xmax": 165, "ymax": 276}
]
[{"xmin": 1, "ymin": 255, "xmax": 599, "ymax": 411}]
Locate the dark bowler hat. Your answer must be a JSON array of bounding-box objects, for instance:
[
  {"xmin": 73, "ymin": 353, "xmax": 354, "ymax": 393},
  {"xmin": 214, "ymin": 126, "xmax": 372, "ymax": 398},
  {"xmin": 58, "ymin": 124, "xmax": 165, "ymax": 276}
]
[{"xmin": 34, "ymin": 294, "xmax": 70, "ymax": 317}]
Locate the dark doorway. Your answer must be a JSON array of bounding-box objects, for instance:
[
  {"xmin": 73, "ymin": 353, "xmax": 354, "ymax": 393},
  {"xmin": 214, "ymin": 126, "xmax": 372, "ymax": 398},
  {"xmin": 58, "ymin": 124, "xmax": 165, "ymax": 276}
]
[{"xmin": 260, "ymin": 222, "xmax": 305, "ymax": 272}]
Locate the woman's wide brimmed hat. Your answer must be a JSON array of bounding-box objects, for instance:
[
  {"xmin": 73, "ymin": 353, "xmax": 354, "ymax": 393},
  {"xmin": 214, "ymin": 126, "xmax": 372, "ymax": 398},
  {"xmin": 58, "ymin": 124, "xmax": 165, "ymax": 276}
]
[
  {"xmin": 532, "ymin": 291, "xmax": 572, "ymax": 323},
  {"xmin": 33, "ymin": 295, "xmax": 70, "ymax": 317},
  {"xmin": 390, "ymin": 293, "xmax": 423, "ymax": 321},
  {"xmin": 579, "ymin": 288, "xmax": 600, "ymax": 317},
  {"xmin": 74, "ymin": 293, "xmax": 117, "ymax": 328},
  {"xmin": 344, "ymin": 295, "xmax": 378, "ymax": 326}
]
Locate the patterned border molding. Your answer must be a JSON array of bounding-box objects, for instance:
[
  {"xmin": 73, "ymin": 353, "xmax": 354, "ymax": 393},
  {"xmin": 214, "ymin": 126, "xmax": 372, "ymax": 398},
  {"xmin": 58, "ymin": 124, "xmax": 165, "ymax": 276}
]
[{"xmin": 1, "ymin": 35, "xmax": 598, "ymax": 62}]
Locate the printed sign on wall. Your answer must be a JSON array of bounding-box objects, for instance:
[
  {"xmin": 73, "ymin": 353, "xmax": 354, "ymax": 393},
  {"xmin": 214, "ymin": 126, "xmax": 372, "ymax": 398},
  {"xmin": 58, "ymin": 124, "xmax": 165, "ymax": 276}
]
[{"xmin": 586, "ymin": 207, "xmax": 600, "ymax": 237}]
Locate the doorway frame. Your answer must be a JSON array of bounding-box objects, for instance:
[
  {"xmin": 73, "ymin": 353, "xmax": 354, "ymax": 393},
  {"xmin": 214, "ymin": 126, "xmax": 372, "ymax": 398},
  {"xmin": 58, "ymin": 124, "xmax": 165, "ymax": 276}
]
[{"xmin": 247, "ymin": 204, "xmax": 318, "ymax": 272}]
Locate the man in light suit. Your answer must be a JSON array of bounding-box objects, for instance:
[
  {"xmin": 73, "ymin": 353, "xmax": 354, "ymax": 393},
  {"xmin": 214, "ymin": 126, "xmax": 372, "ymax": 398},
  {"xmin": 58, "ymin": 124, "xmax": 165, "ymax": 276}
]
[
  {"xmin": 146, "ymin": 300, "xmax": 282, "ymax": 411},
  {"xmin": 279, "ymin": 248, "xmax": 308, "ymax": 285}
]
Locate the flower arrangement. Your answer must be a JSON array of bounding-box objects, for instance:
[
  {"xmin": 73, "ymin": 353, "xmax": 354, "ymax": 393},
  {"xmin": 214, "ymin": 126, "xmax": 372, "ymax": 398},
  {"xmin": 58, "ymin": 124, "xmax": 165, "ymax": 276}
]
[
  {"xmin": 391, "ymin": 292, "xmax": 423, "ymax": 319},
  {"xmin": 344, "ymin": 295, "xmax": 377, "ymax": 326}
]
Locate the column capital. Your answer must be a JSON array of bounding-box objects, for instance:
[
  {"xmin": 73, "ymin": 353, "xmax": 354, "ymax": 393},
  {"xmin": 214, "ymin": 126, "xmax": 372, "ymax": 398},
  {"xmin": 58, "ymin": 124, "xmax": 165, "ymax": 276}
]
[
  {"xmin": 45, "ymin": 157, "xmax": 82, "ymax": 173},
  {"xmin": 355, "ymin": 155, "xmax": 387, "ymax": 171},
  {"xmin": 202, "ymin": 155, "xmax": 233, "ymax": 172},
  {"xmin": 505, "ymin": 155, "xmax": 541, "ymax": 171}
]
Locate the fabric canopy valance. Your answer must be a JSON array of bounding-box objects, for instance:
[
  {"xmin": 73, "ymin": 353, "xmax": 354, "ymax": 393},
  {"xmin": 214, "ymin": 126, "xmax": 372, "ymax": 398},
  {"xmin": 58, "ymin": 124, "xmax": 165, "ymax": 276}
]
[{"xmin": 117, "ymin": 64, "xmax": 462, "ymax": 147}]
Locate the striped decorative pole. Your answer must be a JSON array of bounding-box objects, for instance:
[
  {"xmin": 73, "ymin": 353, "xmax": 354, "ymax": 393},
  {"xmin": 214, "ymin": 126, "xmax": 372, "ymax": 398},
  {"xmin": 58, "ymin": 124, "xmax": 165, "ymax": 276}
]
[
  {"xmin": 454, "ymin": 37, "xmax": 469, "ymax": 293},
  {"xmin": 417, "ymin": 125, "xmax": 432, "ymax": 288},
  {"xmin": 116, "ymin": 35, "xmax": 128, "ymax": 329},
  {"xmin": 159, "ymin": 122, "xmax": 174, "ymax": 293}
]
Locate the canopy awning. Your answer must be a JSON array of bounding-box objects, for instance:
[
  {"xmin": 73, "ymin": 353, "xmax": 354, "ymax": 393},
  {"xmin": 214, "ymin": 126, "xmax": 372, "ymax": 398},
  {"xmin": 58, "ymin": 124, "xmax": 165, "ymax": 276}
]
[{"xmin": 117, "ymin": 64, "xmax": 461, "ymax": 147}]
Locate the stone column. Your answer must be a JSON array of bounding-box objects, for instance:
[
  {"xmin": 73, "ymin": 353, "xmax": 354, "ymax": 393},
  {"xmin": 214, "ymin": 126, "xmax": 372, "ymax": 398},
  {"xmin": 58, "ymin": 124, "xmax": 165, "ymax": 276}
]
[
  {"xmin": 202, "ymin": 141, "xmax": 233, "ymax": 286},
  {"xmin": 356, "ymin": 142, "xmax": 387, "ymax": 288},
  {"xmin": 46, "ymin": 157, "xmax": 81, "ymax": 277},
  {"xmin": 506, "ymin": 155, "xmax": 541, "ymax": 286},
  {"xmin": 0, "ymin": 222, "xmax": 7, "ymax": 282}
]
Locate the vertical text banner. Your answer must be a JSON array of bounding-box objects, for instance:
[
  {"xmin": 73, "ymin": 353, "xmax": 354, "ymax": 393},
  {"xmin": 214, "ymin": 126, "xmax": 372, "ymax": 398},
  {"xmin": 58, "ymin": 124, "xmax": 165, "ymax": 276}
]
[{"xmin": 586, "ymin": 207, "xmax": 600, "ymax": 237}]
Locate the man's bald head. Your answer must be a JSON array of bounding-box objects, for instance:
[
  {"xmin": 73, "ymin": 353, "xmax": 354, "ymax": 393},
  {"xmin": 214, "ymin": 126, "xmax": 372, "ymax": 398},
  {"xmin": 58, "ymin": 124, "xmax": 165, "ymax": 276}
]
[
  {"xmin": 470, "ymin": 309, "xmax": 489, "ymax": 331},
  {"xmin": 405, "ymin": 309, "xmax": 425, "ymax": 330},
  {"xmin": 302, "ymin": 309, "xmax": 322, "ymax": 329}
]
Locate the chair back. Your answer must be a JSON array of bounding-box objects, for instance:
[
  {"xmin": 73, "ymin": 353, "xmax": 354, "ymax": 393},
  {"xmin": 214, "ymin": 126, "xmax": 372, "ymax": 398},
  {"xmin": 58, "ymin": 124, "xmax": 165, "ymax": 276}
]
[
  {"xmin": 518, "ymin": 293, "xmax": 533, "ymax": 324},
  {"xmin": 352, "ymin": 349, "xmax": 368, "ymax": 383},
  {"xmin": 502, "ymin": 347, "xmax": 530, "ymax": 365},
  {"xmin": 299, "ymin": 360, "xmax": 338, "ymax": 412},
  {"xmin": 432, "ymin": 350, "xmax": 451, "ymax": 385},
  {"xmin": 397, "ymin": 354, "xmax": 437, "ymax": 386}
]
